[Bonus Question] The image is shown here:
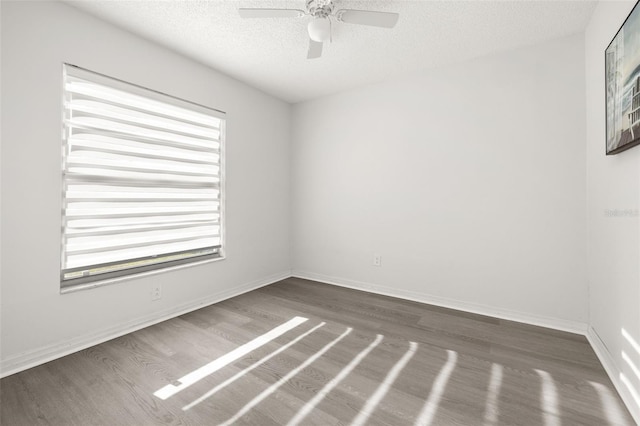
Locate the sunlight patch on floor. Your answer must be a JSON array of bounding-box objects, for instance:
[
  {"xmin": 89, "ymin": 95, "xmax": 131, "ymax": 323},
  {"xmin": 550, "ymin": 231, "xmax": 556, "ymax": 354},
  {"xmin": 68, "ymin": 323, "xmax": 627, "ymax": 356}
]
[
  {"xmin": 154, "ymin": 316, "xmax": 308, "ymax": 400},
  {"xmin": 534, "ymin": 369, "xmax": 560, "ymax": 426},
  {"xmin": 218, "ymin": 327, "xmax": 353, "ymax": 426},
  {"xmin": 183, "ymin": 321, "xmax": 326, "ymax": 410},
  {"xmin": 414, "ymin": 349, "xmax": 458, "ymax": 426},
  {"xmin": 287, "ymin": 334, "xmax": 383, "ymax": 426},
  {"xmin": 483, "ymin": 363, "xmax": 503, "ymax": 426},
  {"xmin": 589, "ymin": 381, "xmax": 630, "ymax": 426},
  {"xmin": 350, "ymin": 341, "xmax": 418, "ymax": 426},
  {"xmin": 152, "ymin": 320, "xmax": 638, "ymax": 424}
]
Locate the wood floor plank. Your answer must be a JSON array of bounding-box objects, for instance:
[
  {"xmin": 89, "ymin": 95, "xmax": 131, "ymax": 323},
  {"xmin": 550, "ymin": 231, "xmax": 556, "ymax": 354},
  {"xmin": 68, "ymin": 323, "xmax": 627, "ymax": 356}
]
[{"xmin": 1, "ymin": 277, "xmax": 635, "ymax": 425}]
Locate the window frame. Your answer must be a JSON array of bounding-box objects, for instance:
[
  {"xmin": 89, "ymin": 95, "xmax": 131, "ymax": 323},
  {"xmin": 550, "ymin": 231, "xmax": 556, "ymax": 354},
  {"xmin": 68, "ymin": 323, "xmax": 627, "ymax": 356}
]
[{"xmin": 60, "ymin": 64, "xmax": 226, "ymax": 291}]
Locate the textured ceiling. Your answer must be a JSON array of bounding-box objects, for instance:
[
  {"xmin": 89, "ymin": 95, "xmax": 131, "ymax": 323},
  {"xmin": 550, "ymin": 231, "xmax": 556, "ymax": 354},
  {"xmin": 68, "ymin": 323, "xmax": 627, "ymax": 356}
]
[{"xmin": 64, "ymin": 0, "xmax": 597, "ymax": 103}]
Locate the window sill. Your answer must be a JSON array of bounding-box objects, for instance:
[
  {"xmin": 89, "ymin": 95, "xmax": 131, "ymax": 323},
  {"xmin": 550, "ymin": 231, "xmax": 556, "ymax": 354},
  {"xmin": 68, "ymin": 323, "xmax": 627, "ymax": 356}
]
[{"xmin": 60, "ymin": 255, "xmax": 226, "ymax": 295}]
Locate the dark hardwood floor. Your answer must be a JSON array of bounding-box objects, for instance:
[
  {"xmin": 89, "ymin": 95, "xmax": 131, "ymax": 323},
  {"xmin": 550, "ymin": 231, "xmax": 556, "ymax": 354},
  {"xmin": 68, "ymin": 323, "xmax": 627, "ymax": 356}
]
[{"xmin": 1, "ymin": 277, "xmax": 635, "ymax": 425}]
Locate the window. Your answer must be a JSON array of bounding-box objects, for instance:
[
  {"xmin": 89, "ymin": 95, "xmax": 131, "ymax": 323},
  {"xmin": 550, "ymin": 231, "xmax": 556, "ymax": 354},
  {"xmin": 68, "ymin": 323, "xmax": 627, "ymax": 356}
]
[{"xmin": 61, "ymin": 64, "xmax": 225, "ymax": 288}]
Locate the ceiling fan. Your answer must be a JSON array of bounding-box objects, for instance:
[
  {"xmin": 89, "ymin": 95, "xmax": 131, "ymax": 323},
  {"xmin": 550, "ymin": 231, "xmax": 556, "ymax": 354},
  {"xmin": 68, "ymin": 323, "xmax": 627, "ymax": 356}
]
[{"xmin": 238, "ymin": 0, "xmax": 399, "ymax": 59}]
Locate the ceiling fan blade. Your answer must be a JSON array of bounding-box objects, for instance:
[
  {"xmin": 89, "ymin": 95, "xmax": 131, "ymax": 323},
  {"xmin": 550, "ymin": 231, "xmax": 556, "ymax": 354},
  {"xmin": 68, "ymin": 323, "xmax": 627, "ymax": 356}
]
[
  {"xmin": 238, "ymin": 8, "xmax": 305, "ymax": 19},
  {"xmin": 307, "ymin": 39, "xmax": 323, "ymax": 59},
  {"xmin": 336, "ymin": 9, "xmax": 399, "ymax": 28}
]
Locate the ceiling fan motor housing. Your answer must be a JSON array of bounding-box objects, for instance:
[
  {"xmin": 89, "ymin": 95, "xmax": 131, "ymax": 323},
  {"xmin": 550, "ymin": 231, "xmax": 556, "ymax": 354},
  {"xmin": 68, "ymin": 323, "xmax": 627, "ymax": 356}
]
[{"xmin": 306, "ymin": 0, "xmax": 333, "ymax": 18}]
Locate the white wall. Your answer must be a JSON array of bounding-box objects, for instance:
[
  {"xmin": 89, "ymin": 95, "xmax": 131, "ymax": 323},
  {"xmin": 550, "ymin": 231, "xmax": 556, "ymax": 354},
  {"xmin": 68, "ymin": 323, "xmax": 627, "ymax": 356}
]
[
  {"xmin": 0, "ymin": 1, "xmax": 291, "ymax": 375},
  {"xmin": 585, "ymin": 1, "xmax": 640, "ymax": 420},
  {"xmin": 292, "ymin": 33, "xmax": 588, "ymax": 330}
]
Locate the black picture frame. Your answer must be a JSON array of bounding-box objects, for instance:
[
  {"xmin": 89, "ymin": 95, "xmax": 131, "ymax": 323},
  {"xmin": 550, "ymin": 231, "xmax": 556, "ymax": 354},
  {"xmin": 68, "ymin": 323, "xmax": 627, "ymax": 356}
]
[{"xmin": 605, "ymin": 0, "xmax": 640, "ymax": 155}]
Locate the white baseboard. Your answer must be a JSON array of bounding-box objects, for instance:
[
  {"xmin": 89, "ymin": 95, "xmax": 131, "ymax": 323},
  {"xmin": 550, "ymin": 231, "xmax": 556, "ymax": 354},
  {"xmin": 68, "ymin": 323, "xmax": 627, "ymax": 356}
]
[
  {"xmin": 587, "ymin": 326, "xmax": 640, "ymax": 425},
  {"xmin": 0, "ymin": 270, "xmax": 291, "ymax": 378},
  {"xmin": 291, "ymin": 270, "xmax": 588, "ymax": 335}
]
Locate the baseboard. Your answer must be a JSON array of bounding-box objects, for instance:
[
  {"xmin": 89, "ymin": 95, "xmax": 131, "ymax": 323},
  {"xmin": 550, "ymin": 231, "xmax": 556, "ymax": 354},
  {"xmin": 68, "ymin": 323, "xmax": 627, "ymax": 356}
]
[
  {"xmin": 587, "ymin": 326, "xmax": 640, "ymax": 424},
  {"xmin": 291, "ymin": 270, "xmax": 588, "ymax": 335},
  {"xmin": 0, "ymin": 270, "xmax": 291, "ymax": 378}
]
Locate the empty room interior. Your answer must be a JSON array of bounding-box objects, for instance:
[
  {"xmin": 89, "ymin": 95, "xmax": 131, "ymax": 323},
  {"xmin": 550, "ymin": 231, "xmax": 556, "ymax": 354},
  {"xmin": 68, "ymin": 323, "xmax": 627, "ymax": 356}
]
[{"xmin": 1, "ymin": 0, "xmax": 640, "ymax": 424}]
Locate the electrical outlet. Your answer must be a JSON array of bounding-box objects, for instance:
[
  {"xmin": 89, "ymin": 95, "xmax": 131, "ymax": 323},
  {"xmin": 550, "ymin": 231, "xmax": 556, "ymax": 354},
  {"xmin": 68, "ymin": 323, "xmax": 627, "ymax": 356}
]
[
  {"xmin": 151, "ymin": 284, "xmax": 162, "ymax": 301},
  {"xmin": 373, "ymin": 253, "xmax": 382, "ymax": 267}
]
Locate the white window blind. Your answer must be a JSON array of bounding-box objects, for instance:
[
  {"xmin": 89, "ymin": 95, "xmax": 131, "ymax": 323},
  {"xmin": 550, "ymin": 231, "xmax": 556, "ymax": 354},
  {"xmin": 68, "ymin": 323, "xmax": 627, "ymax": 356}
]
[{"xmin": 61, "ymin": 64, "xmax": 225, "ymax": 287}]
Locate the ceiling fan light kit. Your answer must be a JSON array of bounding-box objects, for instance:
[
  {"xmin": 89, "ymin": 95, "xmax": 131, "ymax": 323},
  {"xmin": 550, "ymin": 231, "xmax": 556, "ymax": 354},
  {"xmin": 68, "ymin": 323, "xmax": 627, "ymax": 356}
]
[
  {"xmin": 238, "ymin": 0, "xmax": 399, "ymax": 59},
  {"xmin": 308, "ymin": 18, "xmax": 331, "ymax": 42}
]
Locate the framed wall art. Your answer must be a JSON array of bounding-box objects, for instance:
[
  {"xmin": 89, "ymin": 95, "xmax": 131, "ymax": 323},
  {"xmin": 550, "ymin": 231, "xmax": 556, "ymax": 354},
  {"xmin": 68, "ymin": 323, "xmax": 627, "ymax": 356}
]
[{"xmin": 606, "ymin": 0, "xmax": 640, "ymax": 155}]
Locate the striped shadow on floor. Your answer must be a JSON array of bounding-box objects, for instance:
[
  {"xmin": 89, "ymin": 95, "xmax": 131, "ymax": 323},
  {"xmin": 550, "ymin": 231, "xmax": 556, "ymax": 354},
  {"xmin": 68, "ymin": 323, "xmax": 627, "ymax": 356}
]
[{"xmin": 0, "ymin": 277, "xmax": 636, "ymax": 425}]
